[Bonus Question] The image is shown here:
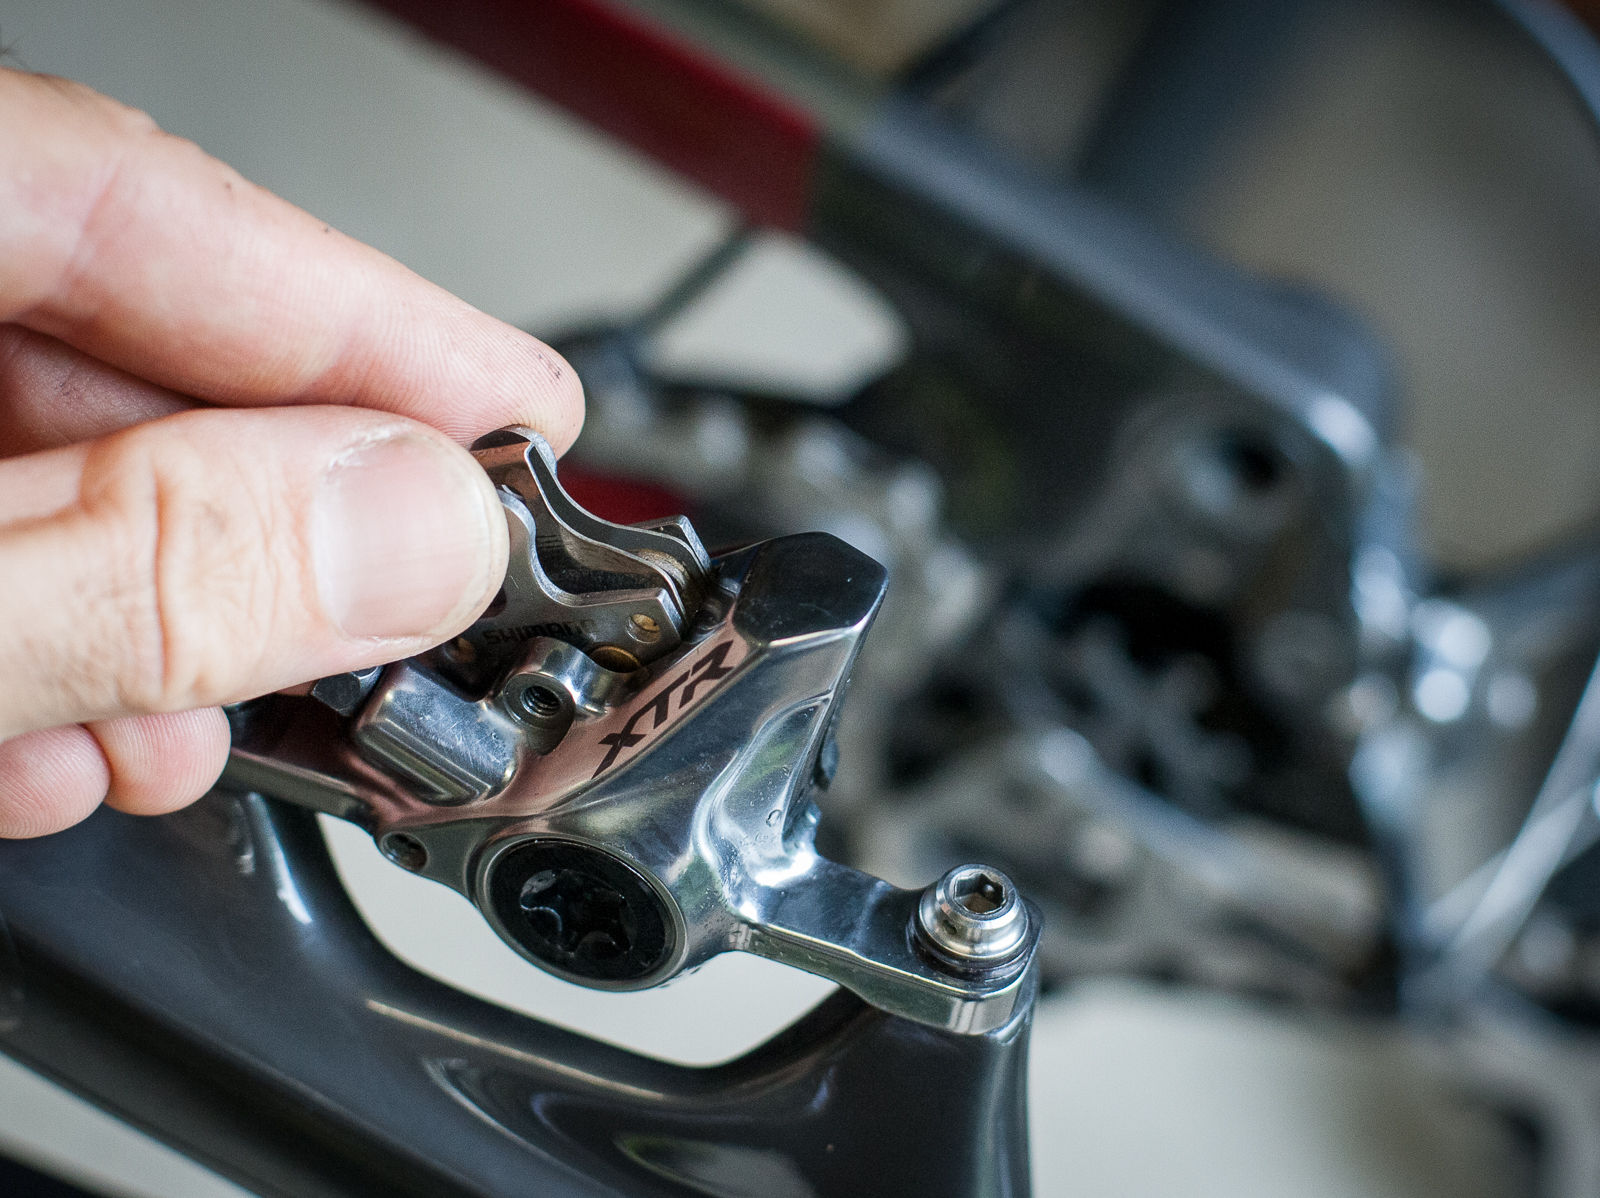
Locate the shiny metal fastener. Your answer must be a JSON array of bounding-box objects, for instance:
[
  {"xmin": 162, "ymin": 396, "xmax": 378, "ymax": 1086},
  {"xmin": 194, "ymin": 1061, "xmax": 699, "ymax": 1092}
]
[{"xmin": 916, "ymin": 865, "xmax": 1031, "ymax": 965}]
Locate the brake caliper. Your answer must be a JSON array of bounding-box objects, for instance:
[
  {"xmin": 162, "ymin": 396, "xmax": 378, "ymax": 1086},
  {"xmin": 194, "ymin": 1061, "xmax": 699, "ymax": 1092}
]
[{"xmin": 226, "ymin": 427, "xmax": 1038, "ymax": 1033}]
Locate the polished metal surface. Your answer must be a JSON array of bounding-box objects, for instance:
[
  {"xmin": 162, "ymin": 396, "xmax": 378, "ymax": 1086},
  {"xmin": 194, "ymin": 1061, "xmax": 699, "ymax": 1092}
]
[
  {"xmin": 349, "ymin": 662, "xmax": 524, "ymax": 805},
  {"xmin": 916, "ymin": 865, "xmax": 1032, "ymax": 964},
  {"xmin": 231, "ymin": 432, "xmax": 1041, "ymax": 1034}
]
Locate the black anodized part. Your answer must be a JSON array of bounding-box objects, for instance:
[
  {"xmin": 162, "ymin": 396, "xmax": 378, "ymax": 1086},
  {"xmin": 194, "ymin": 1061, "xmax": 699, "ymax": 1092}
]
[{"xmin": 485, "ymin": 838, "xmax": 673, "ymax": 984}]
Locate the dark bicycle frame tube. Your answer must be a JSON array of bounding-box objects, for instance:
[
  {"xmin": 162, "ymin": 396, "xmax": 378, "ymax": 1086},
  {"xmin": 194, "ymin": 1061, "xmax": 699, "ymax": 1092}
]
[{"xmin": 0, "ymin": 794, "xmax": 1033, "ymax": 1197}]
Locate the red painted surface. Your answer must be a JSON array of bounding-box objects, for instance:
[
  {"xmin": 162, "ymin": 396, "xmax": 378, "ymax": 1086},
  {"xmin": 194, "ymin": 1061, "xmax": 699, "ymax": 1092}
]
[
  {"xmin": 364, "ymin": 0, "xmax": 819, "ymax": 230},
  {"xmin": 558, "ymin": 461, "xmax": 694, "ymax": 525}
]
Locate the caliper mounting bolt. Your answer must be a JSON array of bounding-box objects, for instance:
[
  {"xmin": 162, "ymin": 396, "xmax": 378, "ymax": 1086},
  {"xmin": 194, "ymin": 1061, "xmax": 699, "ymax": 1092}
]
[{"xmin": 915, "ymin": 864, "xmax": 1030, "ymax": 967}]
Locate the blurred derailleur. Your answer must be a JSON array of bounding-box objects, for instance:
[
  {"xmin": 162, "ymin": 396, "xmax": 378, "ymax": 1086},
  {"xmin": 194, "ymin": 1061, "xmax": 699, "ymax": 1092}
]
[{"xmin": 554, "ymin": 313, "xmax": 1600, "ymax": 1058}]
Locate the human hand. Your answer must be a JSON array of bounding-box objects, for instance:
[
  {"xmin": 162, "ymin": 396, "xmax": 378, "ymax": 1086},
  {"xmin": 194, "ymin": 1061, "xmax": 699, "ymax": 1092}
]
[{"xmin": 0, "ymin": 69, "xmax": 584, "ymax": 837}]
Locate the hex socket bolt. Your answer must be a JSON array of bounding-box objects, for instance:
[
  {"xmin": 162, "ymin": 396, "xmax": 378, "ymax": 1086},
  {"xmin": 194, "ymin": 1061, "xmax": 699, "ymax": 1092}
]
[
  {"xmin": 915, "ymin": 865, "xmax": 1031, "ymax": 966},
  {"xmin": 310, "ymin": 667, "xmax": 383, "ymax": 717}
]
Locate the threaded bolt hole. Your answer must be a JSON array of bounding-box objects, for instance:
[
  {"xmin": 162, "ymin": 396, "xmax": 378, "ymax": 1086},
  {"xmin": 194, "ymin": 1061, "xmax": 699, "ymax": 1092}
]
[
  {"xmin": 516, "ymin": 684, "xmax": 563, "ymax": 721},
  {"xmin": 382, "ymin": 833, "xmax": 427, "ymax": 872}
]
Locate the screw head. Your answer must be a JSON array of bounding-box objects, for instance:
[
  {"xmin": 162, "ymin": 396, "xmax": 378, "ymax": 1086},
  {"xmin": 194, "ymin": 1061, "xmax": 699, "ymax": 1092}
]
[{"xmin": 915, "ymin": 865, "xmax": 1029, "ymax": 965}]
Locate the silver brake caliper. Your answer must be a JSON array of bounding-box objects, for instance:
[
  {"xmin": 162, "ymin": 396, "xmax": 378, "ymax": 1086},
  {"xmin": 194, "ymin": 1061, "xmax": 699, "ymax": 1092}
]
[{"xmin": 225, "ymin": 427, "xmax": 1039, "ymax": 1034}]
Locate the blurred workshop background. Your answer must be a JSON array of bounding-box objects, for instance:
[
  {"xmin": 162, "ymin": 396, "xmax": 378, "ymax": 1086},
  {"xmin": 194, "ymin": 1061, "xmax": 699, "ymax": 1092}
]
[{"xmin": 0, "ymin": 0, "xmax": 1597, "ymax": 1195}]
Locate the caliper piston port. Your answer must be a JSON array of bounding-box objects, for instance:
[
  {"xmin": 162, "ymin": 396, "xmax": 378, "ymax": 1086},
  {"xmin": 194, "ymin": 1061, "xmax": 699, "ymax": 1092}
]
[
  {"xmin": 485, "ymin": 840, "xmax": 675, "ymax": 986},
  {"xmin": 915, "ymin": 864, "xmax": 1031, "ymax": 968}
]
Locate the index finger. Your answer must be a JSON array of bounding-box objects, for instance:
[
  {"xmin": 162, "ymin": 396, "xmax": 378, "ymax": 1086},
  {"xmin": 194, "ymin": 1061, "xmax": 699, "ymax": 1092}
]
[{"xmin": 0, "ymin": 68, "xmax": 583, "ymax": 450}]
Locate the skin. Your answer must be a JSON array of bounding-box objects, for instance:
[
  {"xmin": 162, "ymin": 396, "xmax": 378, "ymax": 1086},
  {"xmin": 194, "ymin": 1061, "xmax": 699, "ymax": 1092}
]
[{"xmin": 0, "ymin": 68, "xmax": 585, "ymax": 837}]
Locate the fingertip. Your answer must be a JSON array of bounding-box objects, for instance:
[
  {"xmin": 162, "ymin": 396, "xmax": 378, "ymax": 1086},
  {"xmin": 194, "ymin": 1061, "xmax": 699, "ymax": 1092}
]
[
  {"xmin": 93, "ymin": 708, "xmax": 230, "ymax": 816},
  {"xmin": 521, "ymin": 338, "xmax": 586, "ymax": 457},
  {"xmin": 0, "ymin": 725, "xmax": 110, "ymax": 838},
  {"xmin": 440, "ymin": 324, "xmax": 585, "ymax": 455},
  {"xmin": 1, "ymin": 405, "xmax": 518, "ymax": 734}
]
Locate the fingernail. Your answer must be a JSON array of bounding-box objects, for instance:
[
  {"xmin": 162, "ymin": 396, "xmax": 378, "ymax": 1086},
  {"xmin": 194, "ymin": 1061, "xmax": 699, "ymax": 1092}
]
[{"xmin": 313, "ymin": 435, "xmax": 496, "ymax": 640}]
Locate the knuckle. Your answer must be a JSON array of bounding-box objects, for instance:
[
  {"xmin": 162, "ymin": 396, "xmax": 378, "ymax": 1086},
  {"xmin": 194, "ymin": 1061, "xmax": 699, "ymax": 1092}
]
[
  {"xmin": 87, "ymin": 421, "xmax": 285, "ymax": 713},
  {"xmin": 152, "ymin": 443, "xmax": 282, "ymax": 708},
  {"xmin": 90, "ymin": 90, "xmax": 161, "ymax": 141},
  {"xmin": 18, "ymin": 68, "xmax": 162, "ymax": 141}
]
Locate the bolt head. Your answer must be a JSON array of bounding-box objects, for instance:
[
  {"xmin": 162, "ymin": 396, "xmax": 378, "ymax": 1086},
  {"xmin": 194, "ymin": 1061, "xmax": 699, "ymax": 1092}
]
[{"xmin": 915, "ymin": 864, "xmax": 1029, "ymax": 965}]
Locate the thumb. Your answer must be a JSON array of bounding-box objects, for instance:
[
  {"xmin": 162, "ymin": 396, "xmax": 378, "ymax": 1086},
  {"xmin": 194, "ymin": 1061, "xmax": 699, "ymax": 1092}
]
[{"xmin": 0, "ymin": 404, "xmax": 508, "ymax": 739}]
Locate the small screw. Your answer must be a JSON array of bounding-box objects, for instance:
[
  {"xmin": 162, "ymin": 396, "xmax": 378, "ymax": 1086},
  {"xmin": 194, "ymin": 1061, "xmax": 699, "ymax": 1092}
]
[
  {"xmin": 443, "ymin": 636, "xmax": 477, "ymax": 664},
  {"xmin": 915, "ymin": 864, "xmax": 1029, "ymax": 965},
  {"xmin": 382, "ymin": 833, "xmax": 428, "ymax": 872},
  {"xmin": 628, "ymin": 613, "xmax": 662, "ymax": 643}
]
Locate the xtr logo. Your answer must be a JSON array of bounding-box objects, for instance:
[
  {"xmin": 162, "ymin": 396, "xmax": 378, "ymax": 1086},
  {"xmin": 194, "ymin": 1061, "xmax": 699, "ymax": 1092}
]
[{"xmin": 592, "ymin": 641, "xmax": 737, "ymax": 777}]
